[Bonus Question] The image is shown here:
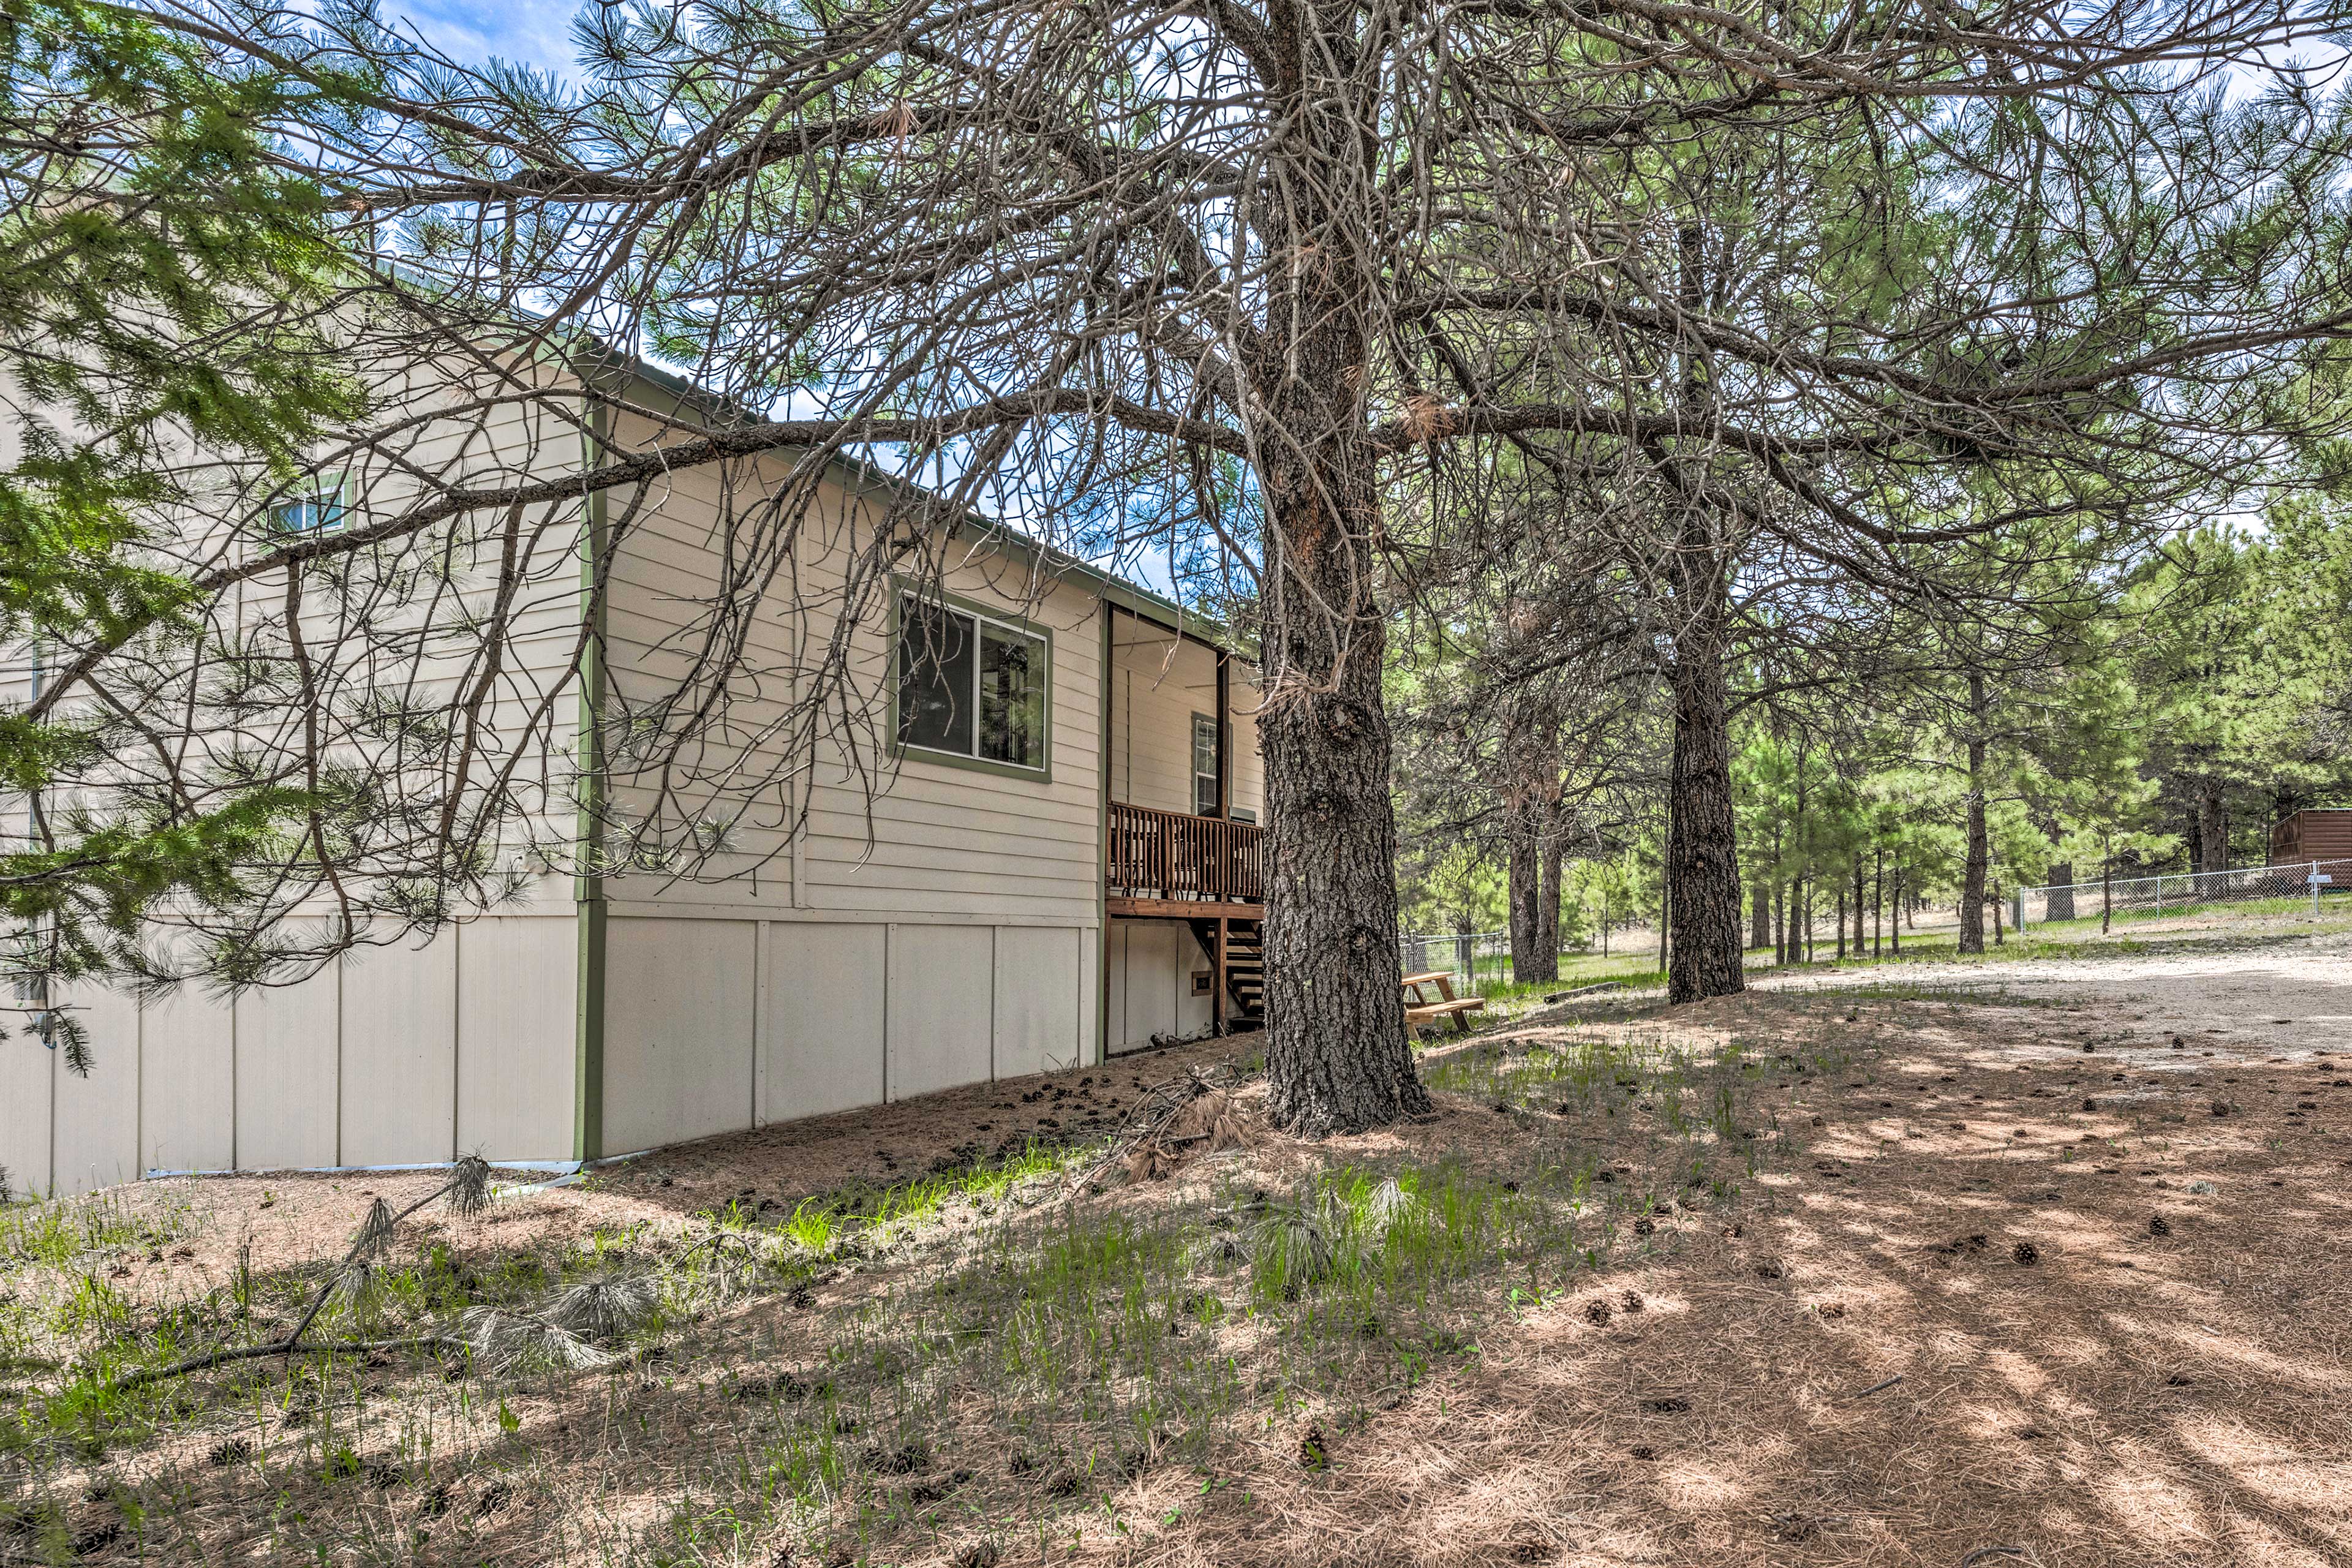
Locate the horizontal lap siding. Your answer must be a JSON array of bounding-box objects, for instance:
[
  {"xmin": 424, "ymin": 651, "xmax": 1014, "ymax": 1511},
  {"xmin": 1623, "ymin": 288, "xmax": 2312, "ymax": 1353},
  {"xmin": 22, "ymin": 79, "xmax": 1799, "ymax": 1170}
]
[
  {"xmin": 1112, "ymin": 627, "xmax": 1214, "ymax": 816},
  {"xmin": 2272, "ymin": 810, "xmax": 2352, "ymax": 864},
  {"xmin": 1229, "ymin": 698, "xmax": 1265, "ymax": 822},
  {"xmin": 777, "ymin": 472, "xmax": 1106, "ymax": 924},
  {"xmin": 598, "ymin": 428, "xmax": 817, "ymax": 914}
]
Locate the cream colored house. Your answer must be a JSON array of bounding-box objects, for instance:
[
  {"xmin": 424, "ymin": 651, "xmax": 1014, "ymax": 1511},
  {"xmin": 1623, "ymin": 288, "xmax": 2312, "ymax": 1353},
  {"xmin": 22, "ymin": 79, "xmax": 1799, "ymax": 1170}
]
[{"xmin": 0, "ymin": 358, "xmax": 1267, "ymax": 1197}]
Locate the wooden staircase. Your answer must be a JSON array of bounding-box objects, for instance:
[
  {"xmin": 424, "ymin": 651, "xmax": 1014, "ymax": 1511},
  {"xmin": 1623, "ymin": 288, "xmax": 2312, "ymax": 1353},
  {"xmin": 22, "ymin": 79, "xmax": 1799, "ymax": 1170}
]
[{"xmin": 1188, "ymin": 916, "xmax": 1265, "ymax": 1030}]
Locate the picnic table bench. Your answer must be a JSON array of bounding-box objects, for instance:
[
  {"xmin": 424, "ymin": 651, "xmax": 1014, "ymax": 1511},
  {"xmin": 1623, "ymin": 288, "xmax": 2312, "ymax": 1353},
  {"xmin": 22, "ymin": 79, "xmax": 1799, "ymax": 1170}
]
[{"xmin": 1402, "ymin": 969, "xmax": 1485, "ymax": 1035}]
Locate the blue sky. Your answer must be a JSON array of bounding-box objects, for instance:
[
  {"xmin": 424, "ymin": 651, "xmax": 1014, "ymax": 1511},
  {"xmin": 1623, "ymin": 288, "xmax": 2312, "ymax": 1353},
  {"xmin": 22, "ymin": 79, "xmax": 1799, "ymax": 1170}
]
[{"xmin": 387, "ymin": 0, "xmax": 580, "ymax": 77}]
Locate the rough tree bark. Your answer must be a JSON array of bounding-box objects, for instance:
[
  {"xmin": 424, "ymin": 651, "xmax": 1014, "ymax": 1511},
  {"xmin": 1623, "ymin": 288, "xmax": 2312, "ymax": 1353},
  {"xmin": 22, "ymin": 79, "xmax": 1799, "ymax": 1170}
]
[
  {"xmin": 1660, "ymin": 222, "xmax": 1744, "ymax": 1005},
  {"xmin": 1749, "ymin": 883, "xmax": 1770, "ymax": 950},
  {"xmin": 1251, "ymin": 111, "xmax": 1427, "ymax": 1129},
  {"xmin": 2048, "ymin": 859, "xmax": 2076, "ymax": 921},
  {"xmin": 1664, "ymin": 570, "xmax": 1745, "ymax": 1003},
  {"xmin": 2197, "ymin": 778, "xmax": 2228, "ymax": 876},
  {"xmin": 1959, "ymin": 671, "xmax": 1990, "ymax": 954},
  {"xmin": 1504, "ymin": 704, "xmax": 1560, "ymax": 986},
  {"xmin": 1257, "ymin": 448, "xmax": 1428, "ymax": 1133},
  {"xmin": 1533, "ymin": 840, "xmax": 1562, "ymax": 984},
  {"xmin": 1507, "ymin": 827, "xmax": 1542, "ymax": 981}
]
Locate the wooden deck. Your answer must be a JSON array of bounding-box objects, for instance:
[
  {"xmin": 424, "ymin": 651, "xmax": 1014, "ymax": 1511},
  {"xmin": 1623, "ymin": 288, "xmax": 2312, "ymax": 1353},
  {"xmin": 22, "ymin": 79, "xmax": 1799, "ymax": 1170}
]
[
  {"xmin": 1107, "ymin": 802, "xmax": 1266, "ymax": 1028},
  {"xmin": 1107, "ymin": 801, "xmax": 1264, "ymax": 905}
]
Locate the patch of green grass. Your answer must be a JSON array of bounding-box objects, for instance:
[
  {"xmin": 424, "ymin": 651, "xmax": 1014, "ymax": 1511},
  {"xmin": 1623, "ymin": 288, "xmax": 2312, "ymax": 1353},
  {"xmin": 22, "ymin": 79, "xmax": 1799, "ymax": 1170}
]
[{"xmin": 0, "ymin": 1193, "xmax": 195, "ymax": 1267}]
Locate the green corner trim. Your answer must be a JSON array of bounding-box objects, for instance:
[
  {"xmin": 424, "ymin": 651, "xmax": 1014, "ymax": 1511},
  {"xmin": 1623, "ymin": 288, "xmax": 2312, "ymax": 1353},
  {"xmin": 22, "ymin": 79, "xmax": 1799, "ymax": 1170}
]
[
  {"xmin": 574, "ymin": 399, "xmax": 611, "ymax": 1163},
  {"xmin": 1098, "ymin": 606, "xmax": 1114, "ymax": 1065}
]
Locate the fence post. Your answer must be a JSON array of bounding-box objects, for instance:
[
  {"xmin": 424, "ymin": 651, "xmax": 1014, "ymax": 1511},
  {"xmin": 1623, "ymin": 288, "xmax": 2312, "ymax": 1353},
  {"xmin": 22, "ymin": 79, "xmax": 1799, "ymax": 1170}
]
[
  {"xmin": 2013, "ymin": 888, "xmax": 2024, "ymax": 933},
  {"xmin": 2316, "ymin": 861, "xmax": 2323, "ymax": 920}
]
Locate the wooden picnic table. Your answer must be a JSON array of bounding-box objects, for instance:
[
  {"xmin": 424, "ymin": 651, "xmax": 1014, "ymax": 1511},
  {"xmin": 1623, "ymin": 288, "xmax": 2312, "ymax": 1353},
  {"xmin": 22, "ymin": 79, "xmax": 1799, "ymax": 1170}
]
[{"xmin": 1401, "ymin": 969, "xmax": 1484, "ymax": 1035}]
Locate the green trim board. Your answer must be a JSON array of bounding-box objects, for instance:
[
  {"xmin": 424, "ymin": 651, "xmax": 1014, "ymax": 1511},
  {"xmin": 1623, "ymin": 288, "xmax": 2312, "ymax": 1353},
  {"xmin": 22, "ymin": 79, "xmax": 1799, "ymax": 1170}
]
[
  {"xmin": 884, "ymin": 575, "xmax": 1055, "ymax": 785},
  {"xmin": 1098, "ymin": 606, "xmax": 1113, "ymax": 1065},
  {"xmin": 573, "ymin": 396, "xmax": 611, "ymax": 1164}
]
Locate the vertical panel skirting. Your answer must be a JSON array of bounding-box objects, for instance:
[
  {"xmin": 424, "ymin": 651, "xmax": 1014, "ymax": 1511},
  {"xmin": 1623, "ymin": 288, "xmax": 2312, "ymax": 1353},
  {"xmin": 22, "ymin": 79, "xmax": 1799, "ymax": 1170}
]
[
  {"xmin": 751, "ymin": 918, "xmax": 768, "ymax": 1128},
  {"xmin": 450, "ymin": 927, "xmax": 462, "ymax": 1161}
]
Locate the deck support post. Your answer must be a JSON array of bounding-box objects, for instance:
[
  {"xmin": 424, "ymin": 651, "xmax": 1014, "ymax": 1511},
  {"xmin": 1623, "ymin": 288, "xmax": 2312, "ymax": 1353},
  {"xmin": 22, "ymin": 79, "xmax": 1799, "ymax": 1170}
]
[
  {"xmin": 1213, "ymin": 917, "xmax": 1227, "ymax": 1031},
  {"xmin": 1213, "ymin": 649, "xmax": 1231, "ymax": 820}
]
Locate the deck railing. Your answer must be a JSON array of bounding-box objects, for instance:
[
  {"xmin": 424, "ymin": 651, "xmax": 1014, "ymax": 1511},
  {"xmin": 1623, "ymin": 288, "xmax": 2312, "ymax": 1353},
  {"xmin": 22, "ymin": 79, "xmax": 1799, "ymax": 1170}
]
[{"xmin": 1108, "ymin": 801, "xmax": 1265, "ymax": 904}]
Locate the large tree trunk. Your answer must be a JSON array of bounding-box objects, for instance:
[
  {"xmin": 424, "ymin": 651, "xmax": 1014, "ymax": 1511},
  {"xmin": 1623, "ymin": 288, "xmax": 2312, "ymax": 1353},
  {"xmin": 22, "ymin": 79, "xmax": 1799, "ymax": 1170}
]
[
  {"xmin": 1749, "ymin": 882, "xmax": 1770, "ymax": 949},
  {"xmin": 1664, "ymin": 588, "xmax": 1744, "ymax": 1003},
  {"xmin": 1507, "ymin": 827, "xmax": 1542, "ymax": 984},
  {"xmin": 1250, "ymin": 273, "xmax": 1427, "ymax": 1131},
  {"xmin": 1659, "ymin": 224, "xmax": 1743, "ymax": 1005},
  {"xmin": 1959, "ymin": 672, "xmax": 1989, "ymax": 954},
  {"xmin": 1256, "ymin": 458, "xmax": 1428, "ymax": 1133},
  {"xmin": 2197, "ymin": 778, "xmax": 2228, "ymax": 876},
  {"xmin": 1246, "ymin": 61, "xmax": 1428, "ymax": 1133},
  {"xmin": 2048, "ymin": 860, "xmax": 2076, "ymax": 921},
  {"xmin": 1530, "ymin": 837, "xmax": 1562, "ymax": 984}
]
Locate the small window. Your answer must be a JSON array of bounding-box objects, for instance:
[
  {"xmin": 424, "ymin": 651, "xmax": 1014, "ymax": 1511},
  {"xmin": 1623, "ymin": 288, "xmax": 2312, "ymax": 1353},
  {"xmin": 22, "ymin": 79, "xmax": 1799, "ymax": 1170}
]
[
  {"xmin": 1228, "ymin": 806, "xmax": 1257, "ymax": 826},
  {"xmin": 1191, "ymin": 713, "xmax": 1219, "ymax": 816},
  {"xmin": 897, "ymin": 594, "xmax": 1047, "ymax": 772},
  {"xmin": 270, "ymin": 478, "xmax": 347, "ymax": 533}
]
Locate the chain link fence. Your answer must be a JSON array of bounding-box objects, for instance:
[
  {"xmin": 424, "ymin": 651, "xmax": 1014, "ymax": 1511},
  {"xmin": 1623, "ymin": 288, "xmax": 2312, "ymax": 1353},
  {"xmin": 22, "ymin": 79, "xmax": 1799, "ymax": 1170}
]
[
  {"xmin": 2015, "ymin": 858, "xmax": 2352, "ymax": 930},
  {"xmin": 1398, "ymin": 930, "xmax": 1514, "ymax": 998}
]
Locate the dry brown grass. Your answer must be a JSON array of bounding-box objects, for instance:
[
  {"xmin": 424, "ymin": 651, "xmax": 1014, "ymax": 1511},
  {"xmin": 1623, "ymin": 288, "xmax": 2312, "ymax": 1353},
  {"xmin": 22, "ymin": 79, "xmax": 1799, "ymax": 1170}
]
[{"xmin": 6, "ymin": 957, "xmax": 2351, "ymax": 1568}]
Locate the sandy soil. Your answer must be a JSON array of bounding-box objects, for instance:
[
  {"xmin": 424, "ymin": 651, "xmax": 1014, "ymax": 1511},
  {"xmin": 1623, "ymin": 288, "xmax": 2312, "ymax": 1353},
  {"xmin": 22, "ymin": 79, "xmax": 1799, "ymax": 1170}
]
[{"xmin": 1768, "ymin": 921, "xmax": 2352, "ymax": 1055}]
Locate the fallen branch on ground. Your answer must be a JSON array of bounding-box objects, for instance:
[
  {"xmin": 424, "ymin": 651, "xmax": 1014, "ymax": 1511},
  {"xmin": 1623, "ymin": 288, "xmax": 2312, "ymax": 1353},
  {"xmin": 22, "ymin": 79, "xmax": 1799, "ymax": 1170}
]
[
  {"xmin": 1055, "ymin": 1057, "xmax": 1256, "ymax": 1198},
  {"xmin": 105, "ymin": 1335, "xmax": 464, "ymax": 1395},
  {"xmin": 96, "ymin": 1158, "xmax": 494, "ymax": 1395}
]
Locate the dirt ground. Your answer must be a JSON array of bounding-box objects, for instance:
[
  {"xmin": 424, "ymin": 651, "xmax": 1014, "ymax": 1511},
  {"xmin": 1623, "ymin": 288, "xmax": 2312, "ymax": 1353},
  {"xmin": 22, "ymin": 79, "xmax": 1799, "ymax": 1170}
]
[
  {"xmin": 1772, "ymin": 916, "xmax": 2352, "ymax": 1054},
  {"xmin": 9, "ymin": 922, "xmax": 2352, "ymax": 1567}
]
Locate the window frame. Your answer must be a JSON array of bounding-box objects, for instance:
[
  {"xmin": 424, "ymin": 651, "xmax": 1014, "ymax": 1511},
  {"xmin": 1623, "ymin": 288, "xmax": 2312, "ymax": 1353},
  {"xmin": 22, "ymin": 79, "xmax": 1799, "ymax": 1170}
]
[
  {"xmin": 888, "ymin": 581, "xmax": 1054, "ymax": 783},
  {"xmin": 266, "ymin": 472, "xmax": 353, "ymax": 535},
  {"xmin": 1190, "ymin": 711, "xmax": 1221, "ymax": 817}
]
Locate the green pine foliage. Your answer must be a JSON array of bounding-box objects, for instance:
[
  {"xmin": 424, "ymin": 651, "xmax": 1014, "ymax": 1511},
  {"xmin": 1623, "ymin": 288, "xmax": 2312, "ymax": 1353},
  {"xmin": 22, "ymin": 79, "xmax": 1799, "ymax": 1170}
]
[{"xmin": 1, "ymin": 0, "xmax": 364, "ymax": 1060}]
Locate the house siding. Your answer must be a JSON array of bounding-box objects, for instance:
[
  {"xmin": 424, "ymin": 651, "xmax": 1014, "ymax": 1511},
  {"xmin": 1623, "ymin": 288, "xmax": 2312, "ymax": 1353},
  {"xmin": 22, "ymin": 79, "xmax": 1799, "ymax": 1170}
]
[
  {"xmin": 1, "ymin": 358, "xmax": 1246, "ymax": 1190},
  {"xmin": 0, "ymin": 912, "xmax": 577, "ymax": 1196},
  {"xmin": 0, "ymin": 349, "xmax": 592, "ymax": 1193},
  {"xmin": 586, "ymin": 436, "xmax": 1112, "ymax": 1153}
]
